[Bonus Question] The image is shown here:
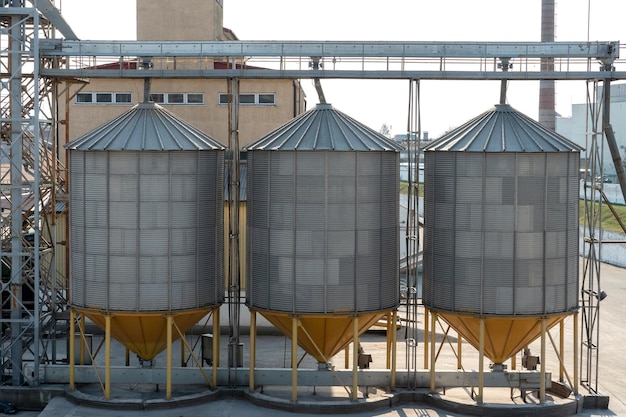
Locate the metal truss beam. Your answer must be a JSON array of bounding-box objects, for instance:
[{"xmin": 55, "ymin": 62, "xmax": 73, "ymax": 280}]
[{"xmin": 38, "ymin": 40, "xmax": 623, "ymax": 81}]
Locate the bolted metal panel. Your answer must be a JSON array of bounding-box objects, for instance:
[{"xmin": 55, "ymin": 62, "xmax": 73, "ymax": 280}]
[
  {"xmin": 69, "ymin": 150, "xmax": 224, "ymax": 312},
  {"xmin": 423, "ymin": 150, "xmax": 580, "ymax": 316},
  {"xmin": 247, "ymin": 150, "xmax": 399, "ymax": 314}
]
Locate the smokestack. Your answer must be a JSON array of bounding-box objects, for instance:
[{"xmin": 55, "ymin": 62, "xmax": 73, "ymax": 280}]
[{"xmin": 538, "ymin": 0, "xmax": 556, "ymax": 130}]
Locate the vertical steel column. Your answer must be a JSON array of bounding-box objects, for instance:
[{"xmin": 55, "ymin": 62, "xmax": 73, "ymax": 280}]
[
  {"xmin": 478, "ymin": 318, "xmax": 485, "ymax": 404},
  {"xmin": 104, "ymin": 315, "xmax": 111, "ymax": 400},
  {"xmin": 574, "ymin": 312, "xmax": 579, "ymax": 395},
  {"xmin": 227, "ymin": 76, "xmax": 241, "ymax": 368},
  {"xmin": 213, "ymin": 309, "xmax": 219, "ymax": 388},
  {"xmin": 540, "ymin": 319, "xmax": 547, "ymax": 403},
  {"xmin": 423, "ymin": 308, "xmax": 429, "ymax": 369},
  {"xmin": 291, "ymin": 317, "xmax": 298, "ymax": 403},
  {"xmin": 249, "ymin": 310, "xmax": 256, "ymax": 393},
  {"xmin": 69, "ymin": 309, "xmax": 75, "ymax": 391},
  {"xmin": 166, "ymin": 315, "xmax": 173, "ymax": 400},
  {"xmin": 429, "ymin": 311, "xmax": 436, "ymax": 392},
  {"xmin": 352, "ymin": 317, "xmax": 358, "ymax": 401},
  {"xmin": 9, "ymin": 2, "xmax": 24, "ymax": 386},
  {"xmin": 391, "ymin": 309, "xmax": 397, "ymax": 391},
  {"xmin": 559, "ymin": 320, "xmax": 565, "ymax": 382}
]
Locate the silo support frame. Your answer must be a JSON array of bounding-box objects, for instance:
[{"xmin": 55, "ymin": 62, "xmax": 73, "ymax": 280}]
[{"xmin": 249, "ymin": 310, "xmax": 256, "ymax": 393}]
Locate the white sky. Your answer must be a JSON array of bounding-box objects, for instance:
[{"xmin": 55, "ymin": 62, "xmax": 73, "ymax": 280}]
[{"xmin": 58, "ymin": 0, "xmax": 624, "ymax": 138}]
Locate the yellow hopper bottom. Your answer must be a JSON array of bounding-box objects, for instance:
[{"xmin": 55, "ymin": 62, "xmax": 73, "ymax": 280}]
[
  {"xmin": 75, "ymin": 307, "xmax": 213, "ymax": 361},
  {"xmin": 436, "ymin": 310, "xmax": 570, "ymax": 364},
  {"xmin": 258, "ymin": 310, "xmax": 386, "ymax": 364}
]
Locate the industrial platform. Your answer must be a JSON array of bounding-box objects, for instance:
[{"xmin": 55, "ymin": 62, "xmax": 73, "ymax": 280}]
[{"xmin": 0, "ymin": 259, "xmax": 610, "ymax": 416}]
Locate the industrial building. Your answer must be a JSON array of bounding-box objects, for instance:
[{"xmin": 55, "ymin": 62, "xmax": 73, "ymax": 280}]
[{"xmin": 0, "ymin": 1, "xmax": 625, "ymax": 416}]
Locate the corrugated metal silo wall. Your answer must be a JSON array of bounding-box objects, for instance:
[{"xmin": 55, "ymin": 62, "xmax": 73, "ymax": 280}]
[
  {"xmin": 69, "ymin": 150, "xmax": 224, "ymax": 312},
  {"xmin": 423, "ymin": 151, "xmax": 579, "ymax": 315},
  {"xmin": 247, "ymin": 150, "xmax": 399, "ymax": 314}
]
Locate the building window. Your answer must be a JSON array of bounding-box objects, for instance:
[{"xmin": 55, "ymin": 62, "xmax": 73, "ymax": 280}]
[
  {"xmin": 188, "ymin": 93, "xmax": 204, "ymax": 104},
  {"xmin": 75, "ymin": 92, "xmax": 133, "ymax": 105},
  {"xmin": 116, "ymin": 93, "xmax": 132, "ymax": 103},
  {"xmin": 218, "ymin": 93, "xmax": 276, "ymax": 106},
  {"xmin": 150, "ymin": 93, "xmax": 165, "ymax": 104},
  {"xmin": 149, "ymin": 93, "xmax": 204, "ymax": 105}
]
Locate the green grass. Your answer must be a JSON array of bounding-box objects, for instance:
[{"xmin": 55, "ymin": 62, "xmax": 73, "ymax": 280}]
[
  {"xmin": 400, "ymin": 182, "xmax": 423, "ymax": 196},
  {"xmin": 580, "ymin": 200, "xmax": 626, "ymax": 234}
]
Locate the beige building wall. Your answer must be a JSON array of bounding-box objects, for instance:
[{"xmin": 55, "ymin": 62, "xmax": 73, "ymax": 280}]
[
  {"xmin": 59, "ymin": 1, "xmax": 307, "ymax": 290},
  {"xmin": 137, "ymin": 0, "xmax": 224, "ymax": 41},
  {"xmin": 58, "ymin": 77, "xmax": 306, "ymax": 154}
]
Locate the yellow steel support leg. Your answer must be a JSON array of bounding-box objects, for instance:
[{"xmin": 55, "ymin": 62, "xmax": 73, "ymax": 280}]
[
  {"xmin": 345, "ymin": 344, "xmax": 349, "ymax": 369},
  {"xmin": 291, "ymin": 317, "xmax": 298, "ymax": 403},
  {"xmin": 540, "ymin": 318, "xmax": 547, "ymax": 404},
  {"xmin": 125, "ymin": 348, "xmax": 130, "ymax": 367},
  {"xmin": 429, "ymin": 311, "xmax": 436, "ymax": 393},
  {"xmin": 559, "ymin": 319, "xmax": 565, "ymax": 382},
  {"xmin": 249, "ymin": 310, "xmax": 256, "ymax": 393},
  {"xmin": 105, "ymin": 315, "xmax": 111, "ymax": 400},
  {"xmin": 212, "ymin": 310, "xmax": 219, "ymax": 388},
  {"xmin": 574, "ymin": 312, "xmax": 579, "ymax": 395},
  {"xmin": 386, "ymin": 313, "xmax": 392, "ymax": 369},
  {"xmin": 424, "ymin": 308, "xmax": 429, "ymax": 369},
  {"xmin": 80, "ymin": 315, "xmax": 86, "ymax": 365},
  {"xmin": 166, "ymin": 315, "xmax": 173, "ymax": 400},
  {"xmin": 180, "ymin": 332, "xmax": 186, "ymax": 367},
  {"xmin": 69, "ymin": 309, "xmax": 75, "ymax": 391},
  {"xmin": 352, "ymin": 317, "xmax": 359, "ymax": 402},
  {"xmin": 478, "ymin": 318, "xmax": 484, "ymax": 404},
  {"xmin": 391, "ymin": 310, "xmax": 397, "ymax": 391}
]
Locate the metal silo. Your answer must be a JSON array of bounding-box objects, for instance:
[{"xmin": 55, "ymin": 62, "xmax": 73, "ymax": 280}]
[
  {"xmin": 423, "ymin": 104, "xmax": 582, "ymax": 365},
  {"xmin": 68, "ymin": 102, "xmax": 225, "ymax": 361},
  {"xmin": 246, "ymin": 103, "xmax": 403, "ymax": 363}
]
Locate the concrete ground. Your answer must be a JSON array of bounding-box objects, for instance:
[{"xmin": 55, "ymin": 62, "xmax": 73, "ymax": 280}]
[{"xmin": 10, "ymin": 259, "xmax": 626, "ymax": 416}]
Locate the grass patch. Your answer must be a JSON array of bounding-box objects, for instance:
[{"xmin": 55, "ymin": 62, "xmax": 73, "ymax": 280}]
[
  {"xmin": 580, "ymin": 200, "xmax": 626, "ymax": 234},
  {"xmin": 400, "ymin": 182, "xmax": 423, "ymax": 196}
]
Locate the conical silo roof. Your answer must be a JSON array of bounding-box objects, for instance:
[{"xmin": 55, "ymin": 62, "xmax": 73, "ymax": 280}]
[
  {"xmin": 245, "ymin": 103, "xmax": 403, "ymax": 151},
  {"xmin": 424, "ymin": 104, "xmax": 583, "ymax": 152},
  {"xmin": 66, "ymin": 102, "xmax": 224, "ymax": 151}
]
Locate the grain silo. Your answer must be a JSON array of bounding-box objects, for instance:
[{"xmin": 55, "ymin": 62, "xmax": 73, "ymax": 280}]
[
  {"xmin": 246, "ymin": 103, "xmax": 403, "ymax": 365},
  {"xmin": 422, "ymin": 104, "xmax": 582, "ymax": 365},
  {"xmin": 67, "ymin": 102, "xmax": 225, "ymax": 362}
]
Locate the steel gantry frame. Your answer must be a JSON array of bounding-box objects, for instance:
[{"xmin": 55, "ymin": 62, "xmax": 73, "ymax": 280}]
[{"xmin": 1, "ymin": 2, "xmax": 624, "ymax": 397}]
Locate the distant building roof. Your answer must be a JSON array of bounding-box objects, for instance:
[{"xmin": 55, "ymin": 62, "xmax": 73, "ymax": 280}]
[
  {"xmin": 424, "ymin": 104, "xmax": 583, "ymax": 152},
  {"xmin": 66, "ymin": 102, "xmax": 224, "ymax": 151}
]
